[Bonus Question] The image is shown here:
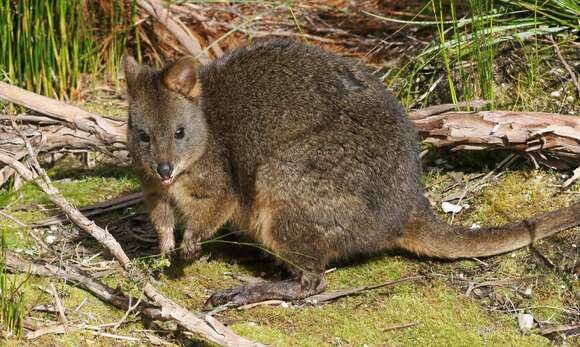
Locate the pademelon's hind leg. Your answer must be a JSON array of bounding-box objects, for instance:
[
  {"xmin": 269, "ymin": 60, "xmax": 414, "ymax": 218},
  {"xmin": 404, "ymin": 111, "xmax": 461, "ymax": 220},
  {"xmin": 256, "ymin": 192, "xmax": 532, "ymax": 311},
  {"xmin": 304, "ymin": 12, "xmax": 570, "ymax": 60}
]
[{"xmin": 205, "ymin": 208, "xmax": 328, "ymax": 307}]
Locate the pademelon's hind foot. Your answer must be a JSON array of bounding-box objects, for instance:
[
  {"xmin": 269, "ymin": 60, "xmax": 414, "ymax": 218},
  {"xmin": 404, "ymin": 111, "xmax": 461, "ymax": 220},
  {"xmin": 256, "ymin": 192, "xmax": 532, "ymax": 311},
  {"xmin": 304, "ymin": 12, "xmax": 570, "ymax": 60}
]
[{"xmin": 204, "ymin": 272, "xmax": 326, "ymax": 308}]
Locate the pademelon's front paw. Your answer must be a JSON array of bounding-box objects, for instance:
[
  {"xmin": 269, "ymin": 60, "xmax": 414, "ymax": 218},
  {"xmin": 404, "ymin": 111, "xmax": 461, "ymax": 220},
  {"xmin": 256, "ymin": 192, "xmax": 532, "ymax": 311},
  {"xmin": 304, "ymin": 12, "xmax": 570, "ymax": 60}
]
[
  {"xmin": 180, "ymin": 236, "xmax": 202, "ymax": 261},
  {"xmin": 158, "ymin": 230, "xmax": 176, "ymax": 257}
]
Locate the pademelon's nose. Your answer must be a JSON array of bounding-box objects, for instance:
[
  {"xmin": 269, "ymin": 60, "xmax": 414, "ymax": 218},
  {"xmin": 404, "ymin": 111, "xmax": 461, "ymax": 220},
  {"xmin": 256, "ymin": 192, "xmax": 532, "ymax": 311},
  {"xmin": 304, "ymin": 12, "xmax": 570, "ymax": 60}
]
[{"xmin": 157, "ymin": 162, "xmax": 174, "ymax": 179}]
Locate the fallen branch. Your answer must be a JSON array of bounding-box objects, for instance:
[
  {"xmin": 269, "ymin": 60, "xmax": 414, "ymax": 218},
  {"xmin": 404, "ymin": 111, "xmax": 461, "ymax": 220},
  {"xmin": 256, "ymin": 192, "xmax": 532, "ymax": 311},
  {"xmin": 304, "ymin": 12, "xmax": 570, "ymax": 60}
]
[
  {"xmin": 0, "ymin": 82, "xmax": 128, "ymax": 186},
  {"xmin": 0, "ymin": 131, "xmax": 261, "ymax": 346},
  {"xmin": 0, "ymin": 118, "xmax": 126, "ymax": 157},
  {"xmin": 0, "ymin": 81, "xmax": 126, "ymax": 143},
  {"xmin": 465, "ymin": 276, "xmax": 541, "ymax": 297}
]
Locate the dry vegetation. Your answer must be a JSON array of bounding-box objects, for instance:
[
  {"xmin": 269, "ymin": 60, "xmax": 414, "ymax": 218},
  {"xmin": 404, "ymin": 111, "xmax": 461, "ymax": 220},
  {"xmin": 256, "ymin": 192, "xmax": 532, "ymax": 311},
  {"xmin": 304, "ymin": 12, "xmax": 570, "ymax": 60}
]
[{"xmin": 0, "ymin": 0, "xmax": 579, "ymax": 346}]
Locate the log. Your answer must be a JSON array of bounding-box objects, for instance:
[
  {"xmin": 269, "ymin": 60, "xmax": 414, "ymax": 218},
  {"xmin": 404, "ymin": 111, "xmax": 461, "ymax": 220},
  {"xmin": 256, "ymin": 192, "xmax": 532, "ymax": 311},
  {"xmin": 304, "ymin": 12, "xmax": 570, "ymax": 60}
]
[
  {"xmin": 412, "ymin": 110, "xmax": 580, "ymax": 168},
  {"xmin": 0, "ymin": 81, "xmax": 126, "ymax": 143},
  {"xmin": 0, "ymin": 121, "xmax": 126, "ymax": 158}
]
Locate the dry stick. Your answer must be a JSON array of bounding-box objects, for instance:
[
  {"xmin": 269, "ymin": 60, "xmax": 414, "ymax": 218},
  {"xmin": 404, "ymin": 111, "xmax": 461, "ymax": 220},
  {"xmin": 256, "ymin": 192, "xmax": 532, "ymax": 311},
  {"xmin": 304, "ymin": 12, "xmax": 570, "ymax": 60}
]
[
  {"xmin": 383, "ymin": 322, "xmax": 419, "ymax": 332},
  {"xmin": 0, "ymin": 209, "xmax": 27, "ymax": 227},
  {"xmin": 408, "ymin": 99, "xmax": 490, "ymax": 120},
  {"xmin": 0, "ymin": 145, "xmax": 261, "ymax": 346},
  {"xmin": 549, "ymin": 36, "xmax": 580, "ymax": 97},
  {"xmin": 136, "ymin": 0, "xmax": 210, "ymax": 65},
  {"xmin": 563, "ymin": 166, "xmax": 580, "ymax": 188},
  {"xmin": 112, "ymin": 293, "xmax": 144, "ymax": 331},
  {"xmin": 49, "ymin": 283, "xmax": 68, "ymax": 324}
]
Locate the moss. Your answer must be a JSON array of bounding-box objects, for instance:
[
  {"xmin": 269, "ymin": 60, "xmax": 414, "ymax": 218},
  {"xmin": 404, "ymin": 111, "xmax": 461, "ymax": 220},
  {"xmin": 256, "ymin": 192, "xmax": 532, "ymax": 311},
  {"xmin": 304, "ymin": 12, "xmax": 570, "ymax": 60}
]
[
  {"xmin": 466, "ymin": 171, "xmax": 572, "ymax": 226},
  {"xmin": 225, "ymin": 280, "xmax": 550, "ymax": 346}
]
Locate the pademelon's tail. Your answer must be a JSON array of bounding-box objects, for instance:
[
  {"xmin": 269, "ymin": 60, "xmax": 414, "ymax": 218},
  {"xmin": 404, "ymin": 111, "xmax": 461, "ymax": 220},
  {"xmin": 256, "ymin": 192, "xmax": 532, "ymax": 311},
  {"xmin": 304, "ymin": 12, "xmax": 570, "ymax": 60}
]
[{"xmin": 397, "ymin": 199, "xmax": 580, "ymax": 259}]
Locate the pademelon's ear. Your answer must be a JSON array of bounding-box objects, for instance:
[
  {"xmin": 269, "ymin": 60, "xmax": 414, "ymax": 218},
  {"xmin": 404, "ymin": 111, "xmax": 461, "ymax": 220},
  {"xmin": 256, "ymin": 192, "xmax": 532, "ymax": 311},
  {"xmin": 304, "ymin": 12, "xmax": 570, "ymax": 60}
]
[
  {"xmin": 162, "ymin": 56, "xmax": 201, "ymax": 98},
  {"xmin": 122, "ymin": 52, "xmax": 143, "ymax": 94}
]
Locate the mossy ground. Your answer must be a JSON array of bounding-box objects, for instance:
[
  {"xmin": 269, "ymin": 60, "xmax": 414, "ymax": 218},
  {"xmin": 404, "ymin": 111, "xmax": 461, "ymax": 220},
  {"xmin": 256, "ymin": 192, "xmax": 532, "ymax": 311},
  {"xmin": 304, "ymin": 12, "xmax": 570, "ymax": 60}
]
[{"xmin": 1, "ymin": 151, "xmax": 578, "ymax": 346}]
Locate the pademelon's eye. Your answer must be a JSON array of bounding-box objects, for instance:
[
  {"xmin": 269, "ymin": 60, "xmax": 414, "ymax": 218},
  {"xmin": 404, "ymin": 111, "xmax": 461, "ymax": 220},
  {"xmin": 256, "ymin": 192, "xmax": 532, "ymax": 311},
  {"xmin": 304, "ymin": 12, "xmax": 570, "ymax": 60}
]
[
  {"xmin": 139, "ymin": 131, "xmax": 150, "ymax": 143},
  {"xmin": 175, "ymin": 127, "xmax": 185, "ymax": 139}
]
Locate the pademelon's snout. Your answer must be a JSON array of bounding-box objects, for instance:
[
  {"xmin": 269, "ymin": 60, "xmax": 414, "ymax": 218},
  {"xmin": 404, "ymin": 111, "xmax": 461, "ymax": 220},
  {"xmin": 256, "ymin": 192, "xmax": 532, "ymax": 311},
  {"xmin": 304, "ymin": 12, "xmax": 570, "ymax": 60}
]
[{"xmin": 156, "ymin": 162, "xmax": 174, "ymax": 185}]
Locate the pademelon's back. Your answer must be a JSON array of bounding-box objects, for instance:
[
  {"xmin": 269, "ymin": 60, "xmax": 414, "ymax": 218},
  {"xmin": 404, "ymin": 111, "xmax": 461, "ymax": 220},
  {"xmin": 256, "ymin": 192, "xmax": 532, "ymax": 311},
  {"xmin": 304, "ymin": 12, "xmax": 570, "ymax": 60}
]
[
  {"xmin": 200, "ymin": 39, "xmax": 420, "ymax": 167},
  {"xmin": 199, "ymin": 39, "xmax": 426, "ymax": 242}
]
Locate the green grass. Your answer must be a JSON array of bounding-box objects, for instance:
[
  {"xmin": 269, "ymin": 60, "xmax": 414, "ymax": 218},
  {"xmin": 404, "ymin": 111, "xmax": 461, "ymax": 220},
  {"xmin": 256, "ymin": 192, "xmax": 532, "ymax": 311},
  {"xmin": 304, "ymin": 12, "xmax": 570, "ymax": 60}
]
[
  {"xmin": 369, "ymin": 0, "xmax": 579, "ymax": 109},
  {"xmin": 0, "ymin": 234, "xmax": 29, "ymax": 339},
  {"xmin": 0, "ymin": 0, "xmax": 138, "ymax": 100}
]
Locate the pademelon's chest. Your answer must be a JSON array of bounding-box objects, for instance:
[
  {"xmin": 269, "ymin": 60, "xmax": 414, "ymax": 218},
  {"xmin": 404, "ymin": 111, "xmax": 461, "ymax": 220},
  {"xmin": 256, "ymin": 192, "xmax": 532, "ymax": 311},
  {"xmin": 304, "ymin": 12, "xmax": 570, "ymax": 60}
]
[{"xmin": 166, "ymin": 173, "xmax": 212, "ymax": 209}]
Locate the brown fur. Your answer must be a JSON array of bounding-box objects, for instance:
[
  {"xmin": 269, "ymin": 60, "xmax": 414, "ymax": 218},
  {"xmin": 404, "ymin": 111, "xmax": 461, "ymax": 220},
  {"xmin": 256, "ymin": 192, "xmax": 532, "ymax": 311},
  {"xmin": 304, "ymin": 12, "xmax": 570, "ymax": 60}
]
[{"xmin": 123, "ymin": 39, "xmax": 580, "ymax": 306}]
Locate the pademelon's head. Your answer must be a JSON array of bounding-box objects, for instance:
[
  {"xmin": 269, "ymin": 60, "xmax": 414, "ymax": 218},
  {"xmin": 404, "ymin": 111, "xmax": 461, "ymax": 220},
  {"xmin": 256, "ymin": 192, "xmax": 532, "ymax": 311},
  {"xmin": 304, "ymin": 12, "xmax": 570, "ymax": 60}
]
[{"xmin": 123, "ymin": 54, "xmax": 207, "ymax": 186}]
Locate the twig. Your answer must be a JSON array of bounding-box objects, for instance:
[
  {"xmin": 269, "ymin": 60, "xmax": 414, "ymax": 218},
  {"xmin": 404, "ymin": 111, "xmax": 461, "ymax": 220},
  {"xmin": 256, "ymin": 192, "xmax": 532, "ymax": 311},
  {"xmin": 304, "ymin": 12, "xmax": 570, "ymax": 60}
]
[
  {"xmin": 26, "ymin": 323, "xmax": 142, "ymax": 342},
  {"xmin": 49, "ymin": 283, "xmax": 67, "ymax": 324},
  {"xmin": 549, "ymin": 36, "xmax": 580, "ymax": 97},
  {"xmin": 238, "ymin": 300, "xmax": 285, "ymax": 310},
  {"xmin": 0, "ymin": 210, "xmax": 27, "ymax": 227},
  {"xmin": 408, "ymin": 100, "xmax": 490, "ymax": 120},
  {"xmin": 112, "ymin": 292, "xmax": 144, "ymax": 331},
  {"xmin": 563, "ymin": 167, "xmax": 580, "ymax": 188},
  {"xmin": 465, "ymin": 277, "xmax": 541, "ymax": 297},
  {"xmin": 73, "ymin": 298, "xmax": 88, "ymax": 313},
  {"xmin": 90, "ymin": 331, "xmax": 141, "ymax": 342},
  {"xmin": 383, "ymin": 322, "xmax": 419, "ymax": 332},
  {"xmin": 5, "ymin": 250, "xmax": 158, "ymax": 317}
]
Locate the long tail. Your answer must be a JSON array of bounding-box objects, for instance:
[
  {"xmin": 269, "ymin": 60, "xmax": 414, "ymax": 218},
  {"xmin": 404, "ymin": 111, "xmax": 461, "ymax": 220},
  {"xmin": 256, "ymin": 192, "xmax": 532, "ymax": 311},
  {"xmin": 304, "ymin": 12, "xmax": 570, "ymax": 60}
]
[{"xmin": 397, "ymin": 199, "xmax": 580, "ymax": 259}]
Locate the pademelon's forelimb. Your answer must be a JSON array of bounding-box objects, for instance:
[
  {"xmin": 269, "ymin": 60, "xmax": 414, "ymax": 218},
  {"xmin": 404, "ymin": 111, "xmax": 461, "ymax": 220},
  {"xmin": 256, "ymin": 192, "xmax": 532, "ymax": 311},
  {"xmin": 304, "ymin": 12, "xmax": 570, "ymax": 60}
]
[{"xmin": 398, "ymin": 199, "xmax": 580, "ymax": 259}]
